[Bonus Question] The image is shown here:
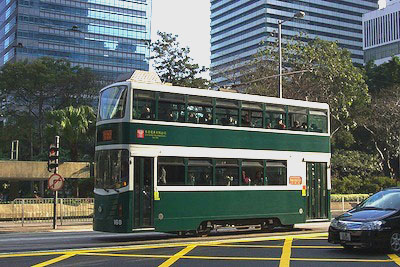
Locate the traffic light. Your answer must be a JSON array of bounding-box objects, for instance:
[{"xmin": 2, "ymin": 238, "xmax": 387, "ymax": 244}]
[{"xmin": 47, "ymin": 143, "xmax": 59, "ymax": 172}]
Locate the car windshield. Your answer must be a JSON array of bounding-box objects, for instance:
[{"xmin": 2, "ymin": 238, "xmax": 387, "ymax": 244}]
[{"xmin": 358, "ymin": 190, "xmax": 400, "ymax": 210}]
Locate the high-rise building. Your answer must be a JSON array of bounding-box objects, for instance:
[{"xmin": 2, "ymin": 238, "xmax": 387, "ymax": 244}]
[
  {"xmin": 0, "ymin": 0, "xmax": 152, "ymax": 82},
  {"xmin": 363, "ymin": 0, "xmax": 400, "ymax": 64},
  {"xmin": 210, "ymin": 0, "xmax": 379, "ymax": 86}
]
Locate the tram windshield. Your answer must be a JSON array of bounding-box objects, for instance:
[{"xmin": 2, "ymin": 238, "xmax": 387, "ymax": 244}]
[
  {"xmin": 95, "ymin": 149, "xmax": 129, "ymax": 189},
  {"xmin": 98, "ymin": 85, "xmax": 128, "ymax": 120}
]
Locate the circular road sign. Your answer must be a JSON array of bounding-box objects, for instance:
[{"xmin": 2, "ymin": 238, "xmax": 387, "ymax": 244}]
[{"xmin": 48, "ymin": 173, "xmax": 64, "ymax": 191}]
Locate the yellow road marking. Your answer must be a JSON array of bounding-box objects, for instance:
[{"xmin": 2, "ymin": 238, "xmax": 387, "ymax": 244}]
[
  {"xmin": 81, "ymin": 252, "xmax": 171, "ymax": 259},
  {"xmin": 31, "ymin": 253, "xmax": 76, "ymax": 267},
  {"xmin": 158, "ymin": 245, "xmax": 197, "ymax": 267},
  {"xmin": 279, "ymin": 237, "xmax": 293, "ymax": 267},
  {"xmin": 388, "ymin": 254, "xmax": 400, "ymax": 266}
]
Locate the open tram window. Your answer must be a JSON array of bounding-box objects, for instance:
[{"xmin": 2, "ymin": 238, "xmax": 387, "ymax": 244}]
[
  {"xmin": 95, "ymin": 149, "xmax": 129, "ymax": 189},
  {"xmin": 241, "ymin": 102, "xmax": 263, "ymax": 128},
  {"xmin": 157, "ymin": 157, "xmax": 185, "ymax": 186},
  {"xmin": 265, "ymin": 161, "xmax": 287, "ymax": 185},
  {"xmin": 309, "ymin": 109, "xmax": 328, "ymax": 133},
  {"xmin": 242, "ymin": 160, "xmax": 264, "ymax": 186},
  {"xmin": 265, "ymin": 105, "xmax": 286, "ymax": 129},
  {"xmin": 187, "ymin": 159, "xmax": 212, "ymax": 186},
  {"xmin": 288, "ymin": 106, "xmax": 307, "ymax": 131},
  {"xmin": 132, "ymin": 90, "xmax": 156, "ymax": 120},
  {"xmin": 215, "ymin": 99, "xmax": 239, "ymax": 126},
  {"xmin": 187, "ymin": 95, "xmax": 213, "ymax": 124},
  {"xmin": 215, "ymin": 159, "xmax": 239, "ymax": 186},
  {"xmin": 158, "ymin": 92, "xmax": 185, "ymax": 122}
]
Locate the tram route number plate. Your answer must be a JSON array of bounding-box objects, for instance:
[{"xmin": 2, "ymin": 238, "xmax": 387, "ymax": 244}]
[{"xmin": 340, "ymin": 232, "xmax": 351, "ymax": 241}]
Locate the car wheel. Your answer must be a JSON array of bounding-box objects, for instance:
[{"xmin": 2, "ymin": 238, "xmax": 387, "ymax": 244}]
[{"xmin": 389, "ymin": 232, "xmax": 400, "ymax": 253}]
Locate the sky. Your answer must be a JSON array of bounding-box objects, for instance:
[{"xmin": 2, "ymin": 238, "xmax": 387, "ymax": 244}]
[
  {"xmin": 150, "ymin": 0, "xmax": 387, "ymax": 79},
  {"xmin": 150, "ymin": 0, "xmax": 211, "ymax": 78}
]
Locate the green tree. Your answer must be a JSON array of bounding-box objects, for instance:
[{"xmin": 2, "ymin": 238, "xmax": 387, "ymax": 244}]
[
  {"xmin": 0, "ymin": 57, "xmax": 99, "ymax": 157},
  {"xmin": 241, "ymin": 38, "xmax": 370, "ymax": 139},
  {"xmin": 45, "ymin": 106, "xmax": 96, "ymax": 161},
  {"xmin": 365, "ymin": 56, "xmax": 400, "ymax": 95},
  {"xmin": 151, "ymin": 31, "xmax": 209, "ymax": 88},
  {"xmin": 361, "ymin": 84, "xmax": 400, "ymax": 178}
]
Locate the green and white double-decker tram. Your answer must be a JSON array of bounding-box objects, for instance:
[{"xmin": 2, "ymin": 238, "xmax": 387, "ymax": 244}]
[{"xmin": 94, "ymin": 71, "xmax": 331, "ymax": 234}]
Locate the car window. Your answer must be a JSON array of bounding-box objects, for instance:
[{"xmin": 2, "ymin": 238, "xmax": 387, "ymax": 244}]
[{"xmin": 359, "ymin": 191, "xmax": 400, "ymax": 210}]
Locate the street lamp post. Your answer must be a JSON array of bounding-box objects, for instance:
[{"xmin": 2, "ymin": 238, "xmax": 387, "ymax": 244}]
[{"xmin": 277, "ymin": 11, "xmax": 305, "ymax": 98}]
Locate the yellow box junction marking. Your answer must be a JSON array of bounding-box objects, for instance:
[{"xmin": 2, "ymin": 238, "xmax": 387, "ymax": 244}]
[
  {"xmin": 32, "ymin": 253, "xmax": 76, "ymax": 267},
  {"xmin": 158, "ymin": 245, "xmax": 196, "ymax": 267},
  {"xmin": 0, "ymin": 232, "xmax": 398, "ymax": 266},
  {"xmin": 279, "ymin": 237, "xmax": 293, "ymax": 267}
]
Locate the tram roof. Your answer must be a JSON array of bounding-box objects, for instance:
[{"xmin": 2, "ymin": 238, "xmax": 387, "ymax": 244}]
[{"xmin": 104, "ymin": 72, "xmax": 329, "ymax": 110}]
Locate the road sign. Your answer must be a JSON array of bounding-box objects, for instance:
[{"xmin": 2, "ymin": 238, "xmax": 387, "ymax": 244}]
[{"xmin": 48, "ymin": 173, "xmax": 64, "ymax": 191}]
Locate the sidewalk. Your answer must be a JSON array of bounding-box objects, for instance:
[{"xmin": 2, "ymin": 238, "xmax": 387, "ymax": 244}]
[{"xmin": 0, "ymin": 221, "xmax": 93, "ymax": 233}]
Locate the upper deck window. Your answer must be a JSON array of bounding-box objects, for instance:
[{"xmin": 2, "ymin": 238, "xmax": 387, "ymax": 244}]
[
  {"xmin": 187, "ymin": 95, "xmax": 213, "ymax": 124},
  {"xmin": 158, "ymin": 93, "xmax": 185, "ymax": 122},
  {"xmin": 133, "ymin": 90, "xmax": 156, "ymax": 120},
  {"xmin": 241, "ymin": 102, "xmax": 263, "ymax": 128},
  {"xmin": 216, "ymin": 99, "xmax": 239, "ymax": 126},
  {"xmin": 98, "ymin": 85, "xmax": 127, "ymax": 120},
  {"xmin": 288, "ymin": 106, "xmax": 307, "ymax": 131},
  {"xmin": 309, "ymin": 110, "xmax": 328, "ymax": 133},
  {"xmin": 266, "ymin": 105, "xmax": 286, "ymax": 129}
]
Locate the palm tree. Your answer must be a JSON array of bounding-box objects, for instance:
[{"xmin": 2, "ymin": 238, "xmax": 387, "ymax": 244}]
[{"xmin": 46, "ymin": 106, "xmax": 96, "ymax": 161}]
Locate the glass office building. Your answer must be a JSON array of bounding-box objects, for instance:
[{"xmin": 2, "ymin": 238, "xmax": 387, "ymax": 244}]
[
  {"xmin": 363, "ymin": 0, "xmax": 400, "ymax": 65},
  {"xmin": 211, "ymin": 0, "xmax": 379, "ymax": 86},
  {"xmin": 0, "ymin": 0, "xmax": 151, "ymax": 82}
]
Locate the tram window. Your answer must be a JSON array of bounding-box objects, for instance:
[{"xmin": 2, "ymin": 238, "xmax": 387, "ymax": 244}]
[
  {"xmin": 216, "ymin": 99, "xmax": 239, "ymax": 126},
  {"xmin": 215, "ymin": 159, "xmax": 239, "ymax": 186},
  {"xmin": 288, "ymin": 106, "xmax": 307, "ymax": 131},
  {"xmin": 99, "ymin": 85, "xmax": 127, "ymax": 120},
  {"xmin": 241, "ymin": 102, "xmax": 263, "ymax": 128},
  {"xmin": 242, "ymin": 160, "xmax": 264, "ymax": 186},
  {"xmin": 132, "ymin": 90, "xmax": 156, "ymax": 120},
  {"xmin": 158, "ymin": 93, "xmax": 185, "ymax": 122},
  {"xmin": 188, "ymin": 159, "xmax": 212, "ymax": 186},
  {"xmin": 266, "ymin": 161, "xmax": 287, "ymax": 185},
  {"xmin": 266, "ymin": 105, "xmax": 286, "ymax": 129},
  {"xmin": 95, "ymin": 149, "xmax": 129, "ymax": 189},
  {"xmin": 158, "ymin": 157, "xmax": 185, "ymax": 186},
  {"xmin": 309, "ymin": 110, "xmax": 328, "ymax": 133},
  {"xmin": 187, "ymin": 95, "xmax": 213, "ymax": 124}
]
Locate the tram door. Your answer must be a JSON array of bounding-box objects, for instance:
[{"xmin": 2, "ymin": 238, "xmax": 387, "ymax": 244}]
[
  {"xmin": 133, "ymin": 157, "xmax": 154, "ymax": 228},
  {"xmin": 306, "ymin": 162, "xmax": 329, "ymax": 220}
]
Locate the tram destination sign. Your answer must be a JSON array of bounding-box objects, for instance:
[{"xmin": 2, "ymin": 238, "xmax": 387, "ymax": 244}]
[{"xmin": 48, "ymin": 173, "xmax": 64, "ymax": 191}]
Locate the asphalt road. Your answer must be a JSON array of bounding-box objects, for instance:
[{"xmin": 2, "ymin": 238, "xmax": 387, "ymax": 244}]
[{"xmin": 0, "ymin": 229, "xmax": 399, "ymax": 267}]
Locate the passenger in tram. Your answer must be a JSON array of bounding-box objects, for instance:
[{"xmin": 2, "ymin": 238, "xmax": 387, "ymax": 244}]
[
  {"xmin": 301, "ymin": 122, "xmax": 308, "ymax": 130},
  {"xmin": 241, "ymin": 113, "xmax": 251, "ymax": 127},
  {"xmin": 140, "ymin": 105, "xmax": 152, "ymax": 119},
  {"xmin": 254, "ymin": 171, "xmax": 266, "ymax": 185},
  {"xmin": 276, "ymin": 119, "xmax": 286, "ymax": 129},
  {"xmin": 292, "ymin": 120, "xmax": 301, "ymax": 130},
  {"xmin": 242, "ymin": 170, "xmax": 251, "ymax": 185},
  {"xmin": 158, "ymin": 166, "xmax": 167, "ymax": 185}
]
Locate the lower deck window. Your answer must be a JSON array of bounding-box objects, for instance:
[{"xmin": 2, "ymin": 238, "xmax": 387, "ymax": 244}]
[
  {"xmin": 157, "ymin": 157, "xmax": 288, "ymax": 187},
  {"xmin": 158, "ymin": 157, "xmax": 185, "ymax": 185},
  {"xmin": 95, "ymin": 149, "xmax": 129, "ymax": 189}
]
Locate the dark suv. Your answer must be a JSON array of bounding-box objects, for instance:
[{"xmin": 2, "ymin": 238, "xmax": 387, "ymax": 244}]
[{"xmin": 328, "ymin": 188, "xmax": 400, "ymax": 252}]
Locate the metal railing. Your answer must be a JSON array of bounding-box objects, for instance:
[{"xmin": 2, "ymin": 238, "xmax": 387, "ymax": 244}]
[{"xmin": 0, "ymin": 198, "xmax": 93, "ymax": 226}]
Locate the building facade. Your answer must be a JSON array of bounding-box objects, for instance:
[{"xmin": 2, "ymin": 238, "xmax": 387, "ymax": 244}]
[
  {"xmin": 210, "ymin": 0, "xmax": 379, "ymax": 86},
  {"xmin": 0, "ymin": 0, "xmax": 152, "ymax": 82},
  {"xmin": 363, "ymin": 0, "xmax": 400, "ymax": 64}
]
